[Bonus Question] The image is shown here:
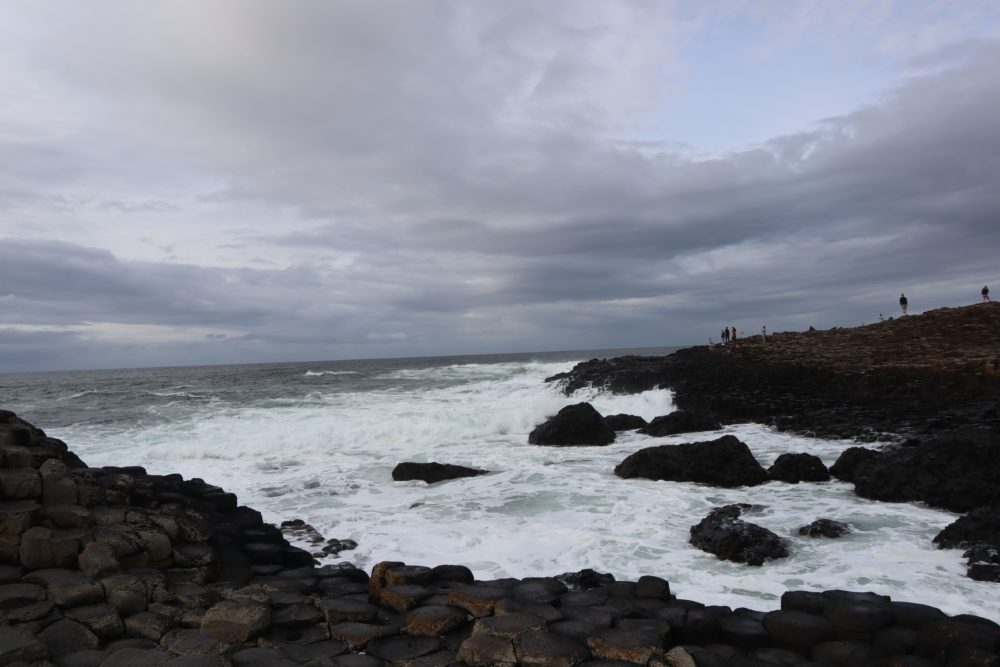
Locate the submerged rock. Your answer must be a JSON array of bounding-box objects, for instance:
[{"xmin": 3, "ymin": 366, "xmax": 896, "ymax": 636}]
[
  {"xmin": 391, "ymin": 462, "xmax": 489, "ymax": 484},
  {"xmin": 689, "ymin": 505, "xmax": 788, "ymax": 566},
  {"xmin": 614, "ymin": 435, "xmax": 768, "ymax": 487},
  {"xmin": 528, "ymin": 403, "xmax": 615, "ymax": 447},
  {"xmin": 798, "ymin": 519, "xmax": 851, "ymax": 538},
  {"xmin": 638, "ymin": 411, "xmax": 721, "ymax": 437}
]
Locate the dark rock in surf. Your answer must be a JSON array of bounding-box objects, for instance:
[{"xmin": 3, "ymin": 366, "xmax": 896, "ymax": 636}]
[
  {"xmin": 852, "ymin": 430, "xmax": 1000, "ymax": 512},
  {"xmin": 798, "ymin": 519, "xmax": 851, "ymax": 538},
  {"xmin": 829, "ymin": 447, "xmax": 880, "ymax": 483},
  {"xmin": 638, "ymin": 411, "xmax": 721, "ymax": 437},
  {"xmin": 391, "ymin": 462, "xmax": 489, "ymax": 484},
  {"xmin": 933, "ymin": 506, "xmax": 1000, "ymax": 550},
  {"xmin": 689, "ymin": 505, "xmax": 788, "ymax": 566},
  {"xmin": 528, "ymin": 403, "xmax": 615, "ymax": 447},
  {"xmin": 604, "ymin": 414, "xmax": 648, "ymax": 431},
  {"xmin": 614, "ymin": 435, "xmax": 768, "ymax": 488},
  {"xmin": 767, "ymin": 453, "xmax": 830, "ymax": 483},
  {"xmin": 964, "ymin": 545, "xmax": 1000, "ymax": 582}
]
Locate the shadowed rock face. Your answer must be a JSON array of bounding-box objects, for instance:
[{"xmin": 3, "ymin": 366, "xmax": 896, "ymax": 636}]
[
  {"xmin": 528, "ymin": 402, "xmax": 615, "ymax": 447},
  {"xmin": 614, "ymin": 435, "xmax": 769, "ymax": 488},
  {"xmin": 391, "ymin": 462, "xmax": 489, "ymax": 484},
  {"xmin": 689, "ymin": 505, "xmax": 789, "ymax": 566},
  {"xmin": 768, "ymin": 453, "xmax": 831, "ymax": 483},
  {"xmin": 603, "ymin": 413, "xmax": 648, "ymax": 431},
  {"xmin": 934, "ymin": 506, "xmax": 1000, "ymax": 549}
]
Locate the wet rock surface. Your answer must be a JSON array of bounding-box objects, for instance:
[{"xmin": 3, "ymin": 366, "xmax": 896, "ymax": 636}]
[
  {"xmin": 614, "ymin": 436, "xmax": 769, "ymax": 488},
  {"xmin": 689, "ymin": 505, "xmax": 789, "ymax": 566},
  {"xmin": 391, "ymin": 463, "xmax": 489, "ymax": 485},
  {"xmin": 0, "ymin": 410, "xmax": 998, "ymax": 664},
  {"xmin": 528, "ymin": 403, "xmax": 616, "ymax": 447},
  {"xmin": 637, "ymin": 412, "xmax": 721, "ymax": 437}
]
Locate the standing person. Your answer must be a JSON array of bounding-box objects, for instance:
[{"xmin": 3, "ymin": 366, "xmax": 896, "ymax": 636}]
[
  {"xmin": 761, "ymin": 325, "xmax": 767, "ymax": 343},
  {"xmin": 721, "ymin": 327, "xmax": 729, "ymax": 343},
  {"xmin": 983, "ymin": 286, "xmax": 990, "ymax": 302},
  {"xmin": 731, "ymin": 325, "xmax": 737, "ymax": 342},
  {"xmin": 899, "ymin": 293, "xmax": 908, "ymax": 316}
]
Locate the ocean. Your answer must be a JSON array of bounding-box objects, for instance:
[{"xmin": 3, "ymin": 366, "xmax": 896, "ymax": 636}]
[{"xmin": 2, "ymin": 347, "xmax": 995, "ymax": 621}]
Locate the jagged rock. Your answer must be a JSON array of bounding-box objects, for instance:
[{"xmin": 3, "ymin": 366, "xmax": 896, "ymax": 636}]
[
  {"xmin": 528, "ymin": 403, "xmax": 615, "ymax": 446},
  {"xmin": 768, "ymin": 453, "xmax": 830, "ymax": 483},
  {"xmin": 933, "ymin": 506, "xmax": 1000, "ymax": 549},
  {"xmin": 689, "ymin": 505, "xmax": 789, "ymax": 566},
  {"xmin": 391, "ymin": 462, "xmax": 488, "ymax": 484},
  {"xmin": 798, "ymin": 519, "xmax": 851, "ymax": 538},
  {"xmin": 615, "ymin": 435, "xmax": 768, "ymax": 487},
  {"xmin": 964, "ymin": 545, "xmax": 1000, "ymax": 582},
  {"xmin": 638, "ymin": 411, "xmax": 721, "ymax": 437},
  {"xmin": 555, "ymin": 569, "xmax": 615, "ymax": 591},
  {"xmin": 852, "ymin": 430, "xmax": 1000, "ymax": 512},
  {"xmin": 604, "ymin": 414, "xmax": 648, "ymax": 431}
]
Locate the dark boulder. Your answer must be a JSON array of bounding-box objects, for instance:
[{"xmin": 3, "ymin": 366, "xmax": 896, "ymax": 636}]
[
  {"xmin": 964, "ymin": 545, "xmax": 1000, "ymax": 582},
  {"xmin": 829, "ymin": 447, "xmax": 880, "ymax": 483},
  {"xmin": 933, "ymin": 506, "xmax": 1000, "ymax": 549},
  {"xmin": 614, "ymin": 435, "xmax": 768, "ymax": 488},
  {"xmin": 768, "ymin": 453, "xmax": 830, "ymax": 483},
  {"xmin": 689, "ymin": 505, "xmax": 789, "ymax": 566},
  {"xmin": 638, "ymin": 411, "xmax": 721, "ymax": 437},
  {"xmin": 604, "ymin": 414, "xmax": 648, "ymax": 431},
  {"xmin": 391, "ymin": 462, "xmax": 488, "ymax": 484},
  {"xmin": 852, "ymin": 430, "xmax": 1000, "ymax": 512},
  {"xmin": 528, "ymin": 403, "xmax": 615, "ymax": 446},
  {"xmin": 798, "ymin": 519, "xmax": 851, "ymax": 538}
]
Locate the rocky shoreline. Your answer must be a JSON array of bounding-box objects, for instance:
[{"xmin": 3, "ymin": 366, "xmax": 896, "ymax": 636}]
[{"xmin": 2, "ymin": 304, "xmax": 1000, "ymax": 665}]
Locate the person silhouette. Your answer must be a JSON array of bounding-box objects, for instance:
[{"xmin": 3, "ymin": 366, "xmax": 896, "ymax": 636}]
[
  {"xmin": 983, "ymin": 286, "xmax": 990, "ymax": 302},
  {"xmin": 899, "ymin": 293, "xmax": 908, "ymax": 315}
]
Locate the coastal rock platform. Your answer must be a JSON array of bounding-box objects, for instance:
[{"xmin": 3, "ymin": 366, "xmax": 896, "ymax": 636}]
[{"xmin": 2, "ymin": 409, "xmax": 999, "ymax": 665}]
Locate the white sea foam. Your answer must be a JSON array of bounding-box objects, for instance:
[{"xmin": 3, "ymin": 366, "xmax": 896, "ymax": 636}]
[
  {"xmin": 304, "ymin": 370, "xmax": 359, "ymax": 377},
  {"xmin": 57, "ymin": 359, "xmax": 999, "ymax": 621}
]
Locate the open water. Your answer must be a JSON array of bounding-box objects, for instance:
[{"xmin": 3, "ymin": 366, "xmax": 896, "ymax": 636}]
[{"xmin": 2, "ymin": 348, "xmax": 995, "ymax": 621}]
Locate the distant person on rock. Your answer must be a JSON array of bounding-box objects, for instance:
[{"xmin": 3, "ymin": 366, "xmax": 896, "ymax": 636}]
[
  {"xmin": 721, "ymin": 327, "xmax": 729, "ymax": 343},
  {"xmin": 899, "ymin": 293, "xmax": 908, "ymax": 316},
  {"xmin": 761, "ymin": 325, "xmax": 767, "ymax": 343},
  {"xmin": 983, "ymin": 285, "xmax": 990, "ymax": 302},
  {"xmin": 731, "ymin": 325, "xmax": 737, "ymax": 342}
]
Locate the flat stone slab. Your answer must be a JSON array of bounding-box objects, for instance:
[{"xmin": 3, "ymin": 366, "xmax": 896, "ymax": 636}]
[
  {"xmin": 328, "ymin": 622, "xmax": 397, "ymax": 650},
  {"xmin": 366, "ymin": 634, "xmax": 441, "ymax": 661},
  {"xmin": 404, "ymin": 604, "xmax": 469, "ymax": 637},
  {"xmin": 318, "ymin": 597, "xmax": 381, "ymax": 623}
]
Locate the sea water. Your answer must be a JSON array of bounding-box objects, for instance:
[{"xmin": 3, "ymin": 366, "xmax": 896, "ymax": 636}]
[{"xmin": 2, "ymin": 348, "xmax": 995, "ymax": 621}]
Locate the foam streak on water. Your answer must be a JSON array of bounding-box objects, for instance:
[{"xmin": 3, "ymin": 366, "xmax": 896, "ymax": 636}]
[{"xmin": 3, "ymin": 352, "xmax": 994, "ymax": 621}]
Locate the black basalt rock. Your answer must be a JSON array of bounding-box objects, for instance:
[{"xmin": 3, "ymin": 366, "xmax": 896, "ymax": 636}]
[
  {"xmin": 852, "ymin": 430, "xmax": 1000, "ymax": 512},
  {"xmin": 768, "ymin": 453, "xmax": 830, "ymax": 483},
  {"xmin": 798, "ymin": 519, "xmax": 851, "ymax": 538},
  {"xmin": 933, "ymin": 506, "xmax": 1000, "ymax": 549},
  {"xmin": 614, "ymin": 435, "xmax": 768, "ymax": 488},
  {"xmin": 689, "ymin": 505, "xmax": 789, "ymax": 566},
  {"xmin": 603, "ymin": 414, "xmax": 648, "ymax": 431},
  {"xmin": 528, "ymin": 403, "xmax": 615, "ymax": 447},
  {"xmin": 829, "ymin": 447, "xmax": 881, "ymax": 483},
  {"xmin": 638, "ymin": 411, "xmax": 721, "ymax": 437},
  {"xmin": 391, "ymin": 462, "xmax": 489, "ymax": 484}
]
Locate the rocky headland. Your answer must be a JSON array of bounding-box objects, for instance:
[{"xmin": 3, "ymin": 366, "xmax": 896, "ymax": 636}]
[{"xmin": 2, "ymin": 304, "xmax": 1000, "ymax": 665}]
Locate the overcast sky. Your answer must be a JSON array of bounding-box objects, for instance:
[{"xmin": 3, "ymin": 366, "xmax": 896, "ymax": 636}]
[{"xmin": 2, "ymin": 1, "xmax": 999, "ymax": 372}]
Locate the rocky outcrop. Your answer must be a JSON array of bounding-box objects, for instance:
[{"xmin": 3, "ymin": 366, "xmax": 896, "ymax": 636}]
[
  {"xmin": 933, "ymin": 506, "xmax": 1000, "ymax": 549},
  {"xmin": 527, "ymin": 403, "xmax": 615, "ymax": 447},
  {"xmin": 548, "ymin": 303, "xmax": 1000, "ymax": 440},
  {"xmin": 689, "ymin": 505, "xmax": 789, "ymax": 566},
  {"xmin": 637, "ymin": 411, "xmax": 721, "ymax": 437},
  {"xmin": 391, "ymin": 462, "xmax": 489, "ymax": 484},
  {"xmin": 3, "ymin": 409, "xmax": 1000, "ymax": 664},
  {"xmin": 614, "ymin": 435, "xmax": 769, "ymax": 487},
  {"xmin": 852, "ymin": 430, "xmax": 1000, "ymax": 513},
  {"xmin": 829, "ymin": 446, "xmax": 880, "ymax": 483},
  {"xmin": 768, "ymin": 453, "xmax": 831, "ymax": 483}
]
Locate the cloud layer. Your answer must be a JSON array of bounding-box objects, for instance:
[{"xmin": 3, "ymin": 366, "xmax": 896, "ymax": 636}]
[{"xmin": 2, "ymin": 2, "xmax": 999, "ymax": 370}]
